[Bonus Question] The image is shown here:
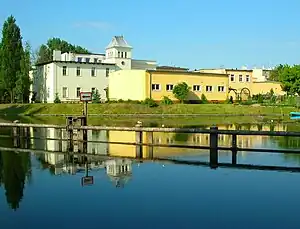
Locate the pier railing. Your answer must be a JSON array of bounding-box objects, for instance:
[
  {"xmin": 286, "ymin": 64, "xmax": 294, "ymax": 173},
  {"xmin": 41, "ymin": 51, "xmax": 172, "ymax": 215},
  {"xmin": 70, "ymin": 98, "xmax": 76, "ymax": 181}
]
[{"xmin": 1, "ymin": 121, "xmax": 300, "ymax": 169}]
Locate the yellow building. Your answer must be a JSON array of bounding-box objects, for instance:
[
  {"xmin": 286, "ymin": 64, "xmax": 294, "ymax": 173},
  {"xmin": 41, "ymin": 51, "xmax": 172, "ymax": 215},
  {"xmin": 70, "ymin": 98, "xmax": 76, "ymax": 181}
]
[
  {"xmin": 109, "ymin": 69, "xmax": 229, "ymax": 102},
  {"xmin": 109, "ymin": 68, "xmax": 284, "ymax": 102}
]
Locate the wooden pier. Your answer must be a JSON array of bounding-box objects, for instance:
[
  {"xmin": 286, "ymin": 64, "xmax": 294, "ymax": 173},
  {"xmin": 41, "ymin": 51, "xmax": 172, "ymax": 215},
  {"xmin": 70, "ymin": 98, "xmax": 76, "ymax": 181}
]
[{"xmin": 1, "ymin": 117, "xmax": 300, "ymax": 170}]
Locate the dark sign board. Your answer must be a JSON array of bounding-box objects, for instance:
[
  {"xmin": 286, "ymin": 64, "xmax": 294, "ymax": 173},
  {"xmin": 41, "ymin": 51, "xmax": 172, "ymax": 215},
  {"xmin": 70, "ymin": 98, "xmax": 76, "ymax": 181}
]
[
  {"xmin": 81, "ymin": 176, "xmax": 94, "ymax": 186},
  {"xmin": 80, "ymin": 92, "xmax": 92, "ymax": 102}
]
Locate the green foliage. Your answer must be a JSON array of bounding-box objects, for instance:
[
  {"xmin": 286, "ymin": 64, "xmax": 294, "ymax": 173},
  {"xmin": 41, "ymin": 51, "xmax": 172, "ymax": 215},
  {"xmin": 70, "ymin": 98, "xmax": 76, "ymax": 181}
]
[
  {"xmin": 142, "ymin": 98, "xmax": 158, "ymax": 107},
  {"xmin": 36, "ymin": 38, "xmax": 90, "ymax": 64},
  {"xmin": 92, "ymin": 89, "xmax": 101, "ymax": 103},
  {"xmin": 0, "ymin": 15, "xmax": 24, "ymax": 103},
  {"xmin": 54, "ymin": 93, "xmax": 61, "ymax": 103},
  {"xmin": 161, "ymin": 96, "xmax": 173, "ymax": 105},
  {"xmin": 257, "ymin": 94, "xmax": 264, "ymax": 104},
  {"xmin": 172, "ymin": 82, "xmax": 190, "ymax": 103},
  {"xmin": 200, "ymin": 94, "xmax": 208, "ymax": 104},
  {"xmin": 15, "ymin": 42, "xmax": 32, "ymax": 103},
  {"xmin": 272, "ymin": 64, "xmax": 300, "ymax": 95}
]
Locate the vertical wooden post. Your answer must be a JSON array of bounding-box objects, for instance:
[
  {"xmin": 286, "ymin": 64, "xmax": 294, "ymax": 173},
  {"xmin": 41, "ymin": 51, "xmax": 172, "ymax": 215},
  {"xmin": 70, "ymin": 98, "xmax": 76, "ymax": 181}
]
[
  {"xmin": 209, "ymin": 126, "xmax": 218, "ymax": 169},
  {"xmin": 147, "ymin": 132, "xmax": 154, "ymax": 159},
  {"xmin": 13, "ymin": 120, "xmax": 20, "ymax": 148},
  {"xmin": 232, "ymin": 134, "xmax": 237, "ymax": 165},
  {"xmin": 66, "ymin": 117, "xmax": 73, "ymax": 152},
  {"xmin": 135, "ymin": 122, "xmax": 143, "ymax": 158},
  {"xmin": 23, "ymin": 127, "xmax": 30, "ymax": 149},
  {"xmin": 58, "ymin": 128, "xmax": 63, "ymax": 152}
]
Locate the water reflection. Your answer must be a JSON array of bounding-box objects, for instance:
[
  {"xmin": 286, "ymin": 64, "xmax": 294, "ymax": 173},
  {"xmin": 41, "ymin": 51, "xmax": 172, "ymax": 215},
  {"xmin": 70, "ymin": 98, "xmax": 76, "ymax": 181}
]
[{"xmin": 0, "ymin": 150, "xmax": 31, "ymax": 210}]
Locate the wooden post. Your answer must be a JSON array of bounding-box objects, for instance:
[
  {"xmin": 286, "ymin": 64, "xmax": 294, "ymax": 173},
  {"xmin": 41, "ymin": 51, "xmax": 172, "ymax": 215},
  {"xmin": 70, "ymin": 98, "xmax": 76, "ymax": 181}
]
[
  {"xmin": 232, "ymin": 134, "xmax": 237, "ymax": 165},
  {"xmin": 58, "ymin": 128, "xmax": 63, "ymax": 152},
  {"xmin": 209, "ymin": 126, "xmax": 218, "ymax": 169},
  {"xmin": 147, "ymin": 132, "xmax": 154, "ymax": 159},
  {"xmin": 23, "ymin": 127, "xmax": 30, "ymax": 149},
  {"xmin": 66, "ymin": 117, "xmax": 73, "ymax": 152},
  {"xmin": 135, "ymin": 122, "xmax": 143, "ymax": 158},
  {"xmin": 13, "ymin": 120, "xmax": 20, "ymax": 148}
]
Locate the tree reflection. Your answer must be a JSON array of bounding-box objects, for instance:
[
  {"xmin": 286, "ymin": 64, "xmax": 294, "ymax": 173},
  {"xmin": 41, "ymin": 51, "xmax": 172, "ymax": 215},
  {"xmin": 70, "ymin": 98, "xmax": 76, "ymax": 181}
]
[{"xmin": 0, "ymin": 151, "xmax": 31, "ymax": 211}]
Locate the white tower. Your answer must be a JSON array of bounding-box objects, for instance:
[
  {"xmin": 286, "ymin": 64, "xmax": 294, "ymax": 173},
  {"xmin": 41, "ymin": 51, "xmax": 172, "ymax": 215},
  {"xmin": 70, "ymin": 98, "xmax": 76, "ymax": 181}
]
[{"xmin": 105, "ymin": 36, "xmax": 132, "ymax": 70}]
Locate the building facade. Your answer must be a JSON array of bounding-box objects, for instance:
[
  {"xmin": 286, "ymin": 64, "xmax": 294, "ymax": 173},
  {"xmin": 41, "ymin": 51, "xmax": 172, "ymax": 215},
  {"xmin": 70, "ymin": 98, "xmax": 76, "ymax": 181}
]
[
  {"xmin": 31, "ymin": 36, "xmax": 157, "ymax": 103},
  {"xmin": 109, "ymin": 68, "xmax": 284, "ymax": 102}
]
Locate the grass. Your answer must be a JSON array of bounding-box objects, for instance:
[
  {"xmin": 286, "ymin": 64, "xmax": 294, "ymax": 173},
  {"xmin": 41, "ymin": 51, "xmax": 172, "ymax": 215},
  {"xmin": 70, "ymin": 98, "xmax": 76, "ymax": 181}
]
[{"xmin": 0, "ymin": 103, "xmax": 297, "ymax": 116}]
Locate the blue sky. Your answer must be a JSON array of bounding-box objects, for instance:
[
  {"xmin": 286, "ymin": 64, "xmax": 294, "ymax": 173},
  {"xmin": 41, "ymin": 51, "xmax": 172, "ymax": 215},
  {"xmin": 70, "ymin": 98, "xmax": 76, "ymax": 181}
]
[{"xmin": 0, "ymin": 0, "xmax": 300, "ymax": 69}]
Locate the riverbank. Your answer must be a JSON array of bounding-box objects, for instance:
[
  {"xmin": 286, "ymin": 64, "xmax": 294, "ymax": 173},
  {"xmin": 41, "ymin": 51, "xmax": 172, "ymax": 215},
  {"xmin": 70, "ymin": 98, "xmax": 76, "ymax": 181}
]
[{"xmin": 0, "ymin": 103, "xmax": 296, "ymax": 116}]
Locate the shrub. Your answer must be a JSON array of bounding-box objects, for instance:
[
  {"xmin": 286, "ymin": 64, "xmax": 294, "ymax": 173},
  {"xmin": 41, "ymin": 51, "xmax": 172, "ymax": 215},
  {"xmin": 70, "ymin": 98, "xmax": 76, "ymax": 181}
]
[
  {"xmin": 257, "ymin": 94, "xmax": 264, "ymax": 104},
  {"xmin": 142, "ymin": 98, "xmax": 158, "ymax": 107},
  {"xmin": 200, "ymin": 94, "xmax": 208, "ymax": 104},
  {"xmin": 54, "ymin": 93, "xmax": 61, "ymax": 103},
  {"xmin": 118, "ymin": 99, "xmax": 124, "ymax": 103},
  {"xmin": 172, "ymin": 82, "xmax": 190, "ymax": 103},
  {"xmin": 161, "ymin": 96, "xmax": 173, "ymax": 105},
  {"xmin": 92, "ymin": 89, "xmax": 101, "ymax": 103}
]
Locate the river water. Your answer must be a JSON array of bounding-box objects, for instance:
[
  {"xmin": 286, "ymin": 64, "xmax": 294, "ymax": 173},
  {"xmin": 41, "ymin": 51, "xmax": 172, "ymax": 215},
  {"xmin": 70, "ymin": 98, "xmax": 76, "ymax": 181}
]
[{"xmin": 1, "ymin": 118, "xmax": 300, "ymax": 229}]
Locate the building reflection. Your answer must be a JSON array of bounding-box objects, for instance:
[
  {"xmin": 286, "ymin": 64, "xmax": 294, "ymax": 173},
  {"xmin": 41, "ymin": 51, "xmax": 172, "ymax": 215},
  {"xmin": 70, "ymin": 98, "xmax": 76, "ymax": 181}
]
[
  {"xmin": 105, "ymin": 159, "xmax": 132, "ymax": 188},
  {"xmin": 29, "ymin": 123, "xmax": 288, "ymax": 160}
]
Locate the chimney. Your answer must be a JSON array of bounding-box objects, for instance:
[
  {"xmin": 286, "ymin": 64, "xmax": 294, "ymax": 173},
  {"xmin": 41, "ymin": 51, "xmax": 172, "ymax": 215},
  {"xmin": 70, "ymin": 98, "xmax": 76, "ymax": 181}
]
[{"xmin": 53, "ymin": 50, "xmax": 61, "ymax": 61}]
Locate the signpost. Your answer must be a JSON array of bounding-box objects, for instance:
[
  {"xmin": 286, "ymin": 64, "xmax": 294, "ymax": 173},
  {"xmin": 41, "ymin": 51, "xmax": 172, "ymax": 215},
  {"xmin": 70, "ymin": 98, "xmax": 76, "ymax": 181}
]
[
  {"xmin": 80, "ymin": 92, "xmax": 92, "ymax": 118},
  {"xmin": 81, "ymin": 158, "xmax": 94, "ymax": 186}
]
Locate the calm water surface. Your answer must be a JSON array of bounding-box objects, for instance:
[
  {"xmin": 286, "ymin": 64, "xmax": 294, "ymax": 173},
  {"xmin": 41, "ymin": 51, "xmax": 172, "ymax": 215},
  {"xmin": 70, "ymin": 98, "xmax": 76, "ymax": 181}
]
[{"xmin": 0, "ymin": 121, "xmax": 300, "ymax": 228}]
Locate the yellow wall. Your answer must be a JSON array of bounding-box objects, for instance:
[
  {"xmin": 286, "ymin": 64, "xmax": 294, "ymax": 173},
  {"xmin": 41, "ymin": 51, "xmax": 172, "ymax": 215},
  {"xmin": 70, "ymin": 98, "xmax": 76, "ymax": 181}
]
[
  {"xmin": 252, "ymin": 82, "xmax": 284, "ymax": 95},
  {"xmin": 148, "ymin": 71, "xmax": 228, "ymax": 101},
  {"xmin": 109, "ymin": 70, "xmax": 147, "ymax": 100}
]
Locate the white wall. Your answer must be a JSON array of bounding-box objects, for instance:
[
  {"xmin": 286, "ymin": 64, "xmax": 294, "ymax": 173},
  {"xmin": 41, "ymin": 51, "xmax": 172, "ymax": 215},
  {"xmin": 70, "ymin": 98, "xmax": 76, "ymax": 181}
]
[
  {"xmin": 131, "ymin": 59, "xmax": 157, "ymax": 70},
  {"xmin": 54, "ymin": 62, "xmax": 115, "ymax": 102}
]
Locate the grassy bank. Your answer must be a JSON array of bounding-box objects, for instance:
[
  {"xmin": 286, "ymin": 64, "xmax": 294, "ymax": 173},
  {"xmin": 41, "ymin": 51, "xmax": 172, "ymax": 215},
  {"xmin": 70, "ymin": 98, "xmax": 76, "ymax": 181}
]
[{"xmin": 0, "ymin": 103, "xmax": 297, "ymax": 116}]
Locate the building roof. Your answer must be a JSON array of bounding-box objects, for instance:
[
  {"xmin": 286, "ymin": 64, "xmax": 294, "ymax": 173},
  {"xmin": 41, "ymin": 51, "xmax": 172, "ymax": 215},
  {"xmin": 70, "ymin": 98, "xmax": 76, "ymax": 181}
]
[
  {"xmin": 157, "ymin": 66, "xmax": 189, "ymax": 71},
  {"xmin": 35, "ymin": 60, "xmax": 116, "ymax": 66},
  {"xmin": 106, "ymin": 36, "xmax": 132, "ymax": 49},
  {"xmin": 147, "ymin": 69, "xmax": 228, "ymax": 77}
]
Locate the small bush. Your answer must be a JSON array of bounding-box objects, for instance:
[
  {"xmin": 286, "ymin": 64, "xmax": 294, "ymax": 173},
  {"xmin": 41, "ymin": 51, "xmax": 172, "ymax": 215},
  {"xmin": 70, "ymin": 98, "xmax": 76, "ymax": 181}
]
[
  {"xmin": 92, "ymin": 89, "xmax": 101, "ymax": 103},
  {"xmin": 257, "ymin": 94, "xmax": 264, "ymax": 104},
  {"xmin": 118, "ymin": 99, "xmax": 124, "ymax": 103},
  {"xmin": 200, "ymin": 94, "xmax": 208, "ymax": 104},
  {"xmin": 161, "ymin": 96, "xmax": 173, "ymax": 105},
  {"xmin": 54, "ymin": 93, "xmax": 61, "ymax": 103},
  {"xmin": 142, "ymin": 98, "xmax": 158, "ymax": 107}
]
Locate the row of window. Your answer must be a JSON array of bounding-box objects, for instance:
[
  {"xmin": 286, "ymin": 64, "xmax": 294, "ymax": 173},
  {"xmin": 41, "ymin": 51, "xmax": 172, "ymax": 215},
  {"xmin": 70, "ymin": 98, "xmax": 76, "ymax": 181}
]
[
  {"xmin": 230, "ymin": 74, "xmax": 250, "ymax": 82},
  {"xmin": 62, "ymin": 87, "xmax": 97, "ymax": 98},
  {"xmin": 152, "ymin": 84, "xmax": 225, "ymax": 92},
  {"xmin": 62, "ymin": 66, "xmax": 110, "ymax": 77},
  {"xmin": 77, "ymin": 57, "xmax": 98, "ymax": 63}
]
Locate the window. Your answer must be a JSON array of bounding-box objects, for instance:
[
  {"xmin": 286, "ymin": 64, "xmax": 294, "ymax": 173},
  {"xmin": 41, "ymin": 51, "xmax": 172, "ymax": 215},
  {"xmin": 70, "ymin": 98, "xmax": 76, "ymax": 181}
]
[
  {"xmin": 121, "ymin": 61, "xmax": 125, "ymax": 66},
  {"xmin": 193, "ymin": 85, "xmax": 201, "ymax": 91},
  {"xmin": 76, "ymin": 67, "xmax": 81, "ymax": 76},
  {"xmin": 125, "ymin": 52, "xmax": 127, "ymax": 58},
  {"xmin": 62, "ymin": 87, "xmax": 68, "ymax": 98},
  {"xmin": 86, "ymin": 58, "xmax": 90, "ymax": 63},
  {"xmin": 106, "ymin": 68, "xmax": 109, "ymax": 77},
  {"xmin": 62, "ymin": 66, "xmax": 67, "ymax": 76},
  {"xmin": 77, "ymin": 57, "xmax": 82, "ymax": 62},
  {"xmin": 47, "ymin": 87, "xmax": 50, "ymax": 98},
  {"xmin": 91, "ymin": 67, "xmax": 96, "ymax": 77},
  {"xmin": 206, "ymin": 86, "xmax": 213, "ymax": 92},
  {"xmin": 121, "ymin": 52, "xmax": 124, "ymax": 58},
  {"xmin": 230, "ymin": 74, "xmax": 235, "ymax": 82},
  {"xmin": 218, "ymin": 86, "xmax": 225, "ymax": 92},
  {"xmin": 246, "ymin": 75, "xmax": 250, "ymax": 82},
  {"xmin": 94, "ymin": 58, "xmax": 98, "ymax": 63},
  {"xmin": 166, "ymin": 84, "xmax": 173, "ymax": 91},
  {"xmin": 239, "ymin": 75, "xmax": 243, "ymax": 82},
  {"xmin": 118, "ymin": 51, "xmax": 120, "ymax": 58},
  {"xmin": 76, "ymin": 87, "xmax": 81, "ymax": 98},
  {"xmin": 91, "ymin": 88, "xmax": 96, "ymax": 94},
  {"xmin": 152, "ymin": 84, "xmax": 160, "ymax": 91}
]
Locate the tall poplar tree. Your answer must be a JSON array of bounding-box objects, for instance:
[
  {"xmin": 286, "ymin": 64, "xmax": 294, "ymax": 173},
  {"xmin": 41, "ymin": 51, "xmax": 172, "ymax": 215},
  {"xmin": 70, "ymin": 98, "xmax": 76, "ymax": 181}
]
[
  {"xmin": 15, "ymin": 42, "xmax": 31, "ymax": 103},
  {"xmin": 0, "ymin": 16, "xmax": 24, "ymax": 103}
]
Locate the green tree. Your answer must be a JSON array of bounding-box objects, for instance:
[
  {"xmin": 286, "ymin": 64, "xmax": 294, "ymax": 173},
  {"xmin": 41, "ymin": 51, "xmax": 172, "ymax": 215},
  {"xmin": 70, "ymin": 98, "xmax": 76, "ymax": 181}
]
[
  {"xmin": 276, "ymin": 65, "xmax": 300, "ymax": 95},
  {"xmin": 0, "ymin": 16, "xmax": 24, "ymax": 103},
  {"xmin": 92, "ymin": 89, "xmax": 101, "ymax": 103},
  {"xmin": 36, "ymin": 38, "xmax": 90, "ymax": 64},
  {"xmin": 15, "ymin": 42, "xmax": 32, "ymax": 103},
  {"xmin": 172, "ymin": 82, "xmax": 190, "ymax": 103},
  {"xmin": 269, "ymin": 64, "xmax": 284, "ymax": 81}
]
